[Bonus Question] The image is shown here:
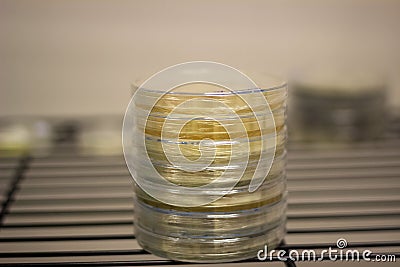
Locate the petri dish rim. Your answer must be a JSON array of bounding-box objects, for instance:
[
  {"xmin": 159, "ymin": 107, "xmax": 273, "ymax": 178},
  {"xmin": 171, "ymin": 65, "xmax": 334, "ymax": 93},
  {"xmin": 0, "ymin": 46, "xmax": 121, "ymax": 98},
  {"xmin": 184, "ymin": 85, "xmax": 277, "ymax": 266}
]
[{"xmin": 132, "ymin": 74, "xmax": 287, "ymax": 96}]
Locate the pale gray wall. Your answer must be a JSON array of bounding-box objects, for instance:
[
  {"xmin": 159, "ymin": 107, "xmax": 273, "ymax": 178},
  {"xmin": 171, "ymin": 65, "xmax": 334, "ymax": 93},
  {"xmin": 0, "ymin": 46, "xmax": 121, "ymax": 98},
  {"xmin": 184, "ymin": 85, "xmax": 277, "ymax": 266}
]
[{"xmin": 1, "ymin": 0, "xmax": 400, "ymax": 116}]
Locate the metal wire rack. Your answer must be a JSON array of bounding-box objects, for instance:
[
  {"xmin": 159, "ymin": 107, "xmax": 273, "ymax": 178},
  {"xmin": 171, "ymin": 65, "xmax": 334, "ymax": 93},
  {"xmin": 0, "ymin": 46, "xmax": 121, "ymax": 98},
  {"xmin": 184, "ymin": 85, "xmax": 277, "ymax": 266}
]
[{"xmin": 1, "ymin": 117, "xmax": 400, "ymax": 266}]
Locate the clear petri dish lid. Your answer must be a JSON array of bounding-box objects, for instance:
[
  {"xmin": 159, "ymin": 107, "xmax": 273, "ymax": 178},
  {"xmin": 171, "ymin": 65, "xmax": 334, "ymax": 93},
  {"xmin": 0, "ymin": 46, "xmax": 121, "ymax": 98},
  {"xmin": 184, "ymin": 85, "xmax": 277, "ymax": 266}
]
[
  {"xmin": 132, "ymin": 63, "xmax": 286, "ymax": 96},
  {"xmin": 132, "ymin": 85, "xmax": 287, "ymax": 120}
]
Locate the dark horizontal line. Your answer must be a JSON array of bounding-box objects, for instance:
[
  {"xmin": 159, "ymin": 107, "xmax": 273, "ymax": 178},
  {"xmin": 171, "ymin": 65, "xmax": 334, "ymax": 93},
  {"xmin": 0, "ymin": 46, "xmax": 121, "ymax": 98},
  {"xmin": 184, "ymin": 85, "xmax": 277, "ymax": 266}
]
[
  {"xmin": 13, "ymin": 196, "xmax": 134, "ymax": 203},
  {"xmin": 30, "ymin": 163, "xmax": 126, "ymax": 169},
  {"xmin": 6, "ymin": 208, "xmax": 133, "ymax": 215},
  {"xmin": 289, "ymin": 151, "xmax": 400, "ymax": 158},
  {"xmin": 1, "ymin": 220, "xmax": 133, "ymax": 228},
  {"xmin": 26, "ymin": 173, "xmax": 130, "ymax": 179},
  {"xmin": 0, "ymin": 158, "xmax": 19, "ymax": 162},
  {"xmin": 288, "ymin": 142, "xmax": 400, "ymax": 151},
  {"xmin": 288, "ymin": 225, "xmax": 400, "ymax": 234},
  {"xmin": 288, "ymin": 187, "xmax": 400, "ymax": 193},
  {"xmin": 0, "ymin": 249, "xmax": 146, "ymax": 258},
  {"xmin": 23, "ymin": 176, "xmax": 131, "ymax": 181},
  {"xmin": 0, "ymin": 234, "xmax": 136, "ymax": 242},
  {"xmin": 0, "ymin": 254, "xmax": 399, "ymax": 266},
  {"xmin": 0, "ymin": 260, "xmax": 182, "ymax": 267},
  {"xmin": 287, "ymin": 173, "xmax": 400, "ymax": 181},
  {"xmin": 16, "ymin": 184, "xmax": 133, "ymax": 191},
  {"xmin": 287, "ymin": 166, "xmax": 400, "ymax": 172},
  {"xmin": 288, "ymin": 211, "xmax": 400, "ymax": 219},
  {"xmin": 289, "ymin": 199, "xmax": 400, "ymax": 207},
  {"xmin": 288, "ymin": 152, "xmax": 400, "ymax": 159},
  {"xmin": 0, "ymin": 168, "xmax": 16, "ymax": 172},
  {"xmin": 32, "ymin": 155, "xmax": 124, "ymax": 161}
]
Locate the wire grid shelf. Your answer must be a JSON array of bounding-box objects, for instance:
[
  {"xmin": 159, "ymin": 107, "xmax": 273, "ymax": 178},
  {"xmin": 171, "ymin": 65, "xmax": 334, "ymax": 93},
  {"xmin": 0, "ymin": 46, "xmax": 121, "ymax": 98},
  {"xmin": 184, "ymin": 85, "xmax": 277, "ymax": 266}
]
[{"xmin": 1, "ymin": 117, "xmax": 400, "ymax": 266}]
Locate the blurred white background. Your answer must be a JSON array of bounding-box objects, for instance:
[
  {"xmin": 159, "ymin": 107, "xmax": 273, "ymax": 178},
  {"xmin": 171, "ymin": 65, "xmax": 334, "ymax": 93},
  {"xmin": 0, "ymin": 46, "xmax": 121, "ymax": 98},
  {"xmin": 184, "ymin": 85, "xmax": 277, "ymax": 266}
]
[{"xmin": 1, "ymin": 0, "xmax": 399, "ymax": 116}]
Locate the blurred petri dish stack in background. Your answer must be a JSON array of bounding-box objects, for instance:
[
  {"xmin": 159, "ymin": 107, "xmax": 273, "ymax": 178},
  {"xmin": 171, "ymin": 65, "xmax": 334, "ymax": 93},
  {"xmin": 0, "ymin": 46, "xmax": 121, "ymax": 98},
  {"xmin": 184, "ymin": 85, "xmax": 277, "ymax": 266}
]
[
  {"xmin": 289, "ymin": 70, "xmax": 387, "ymax": 143},
  {"xmin": 128, "ymin": 74, "xmax": 288, "ymax": 262},
  {"xmin": 0, "ymin": 116, "xmax": 123, "ymax": 157},
  {"xmin": 0, "ymin": 117, "xmax": 53, "ymax": 157}
]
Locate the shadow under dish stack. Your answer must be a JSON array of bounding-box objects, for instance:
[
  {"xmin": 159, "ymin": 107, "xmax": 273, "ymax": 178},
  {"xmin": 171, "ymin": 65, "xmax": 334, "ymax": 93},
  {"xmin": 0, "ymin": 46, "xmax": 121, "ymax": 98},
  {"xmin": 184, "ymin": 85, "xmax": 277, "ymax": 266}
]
[{"xmin": 131, "ymin": 82, "xmax": 287, "ymax": 262}]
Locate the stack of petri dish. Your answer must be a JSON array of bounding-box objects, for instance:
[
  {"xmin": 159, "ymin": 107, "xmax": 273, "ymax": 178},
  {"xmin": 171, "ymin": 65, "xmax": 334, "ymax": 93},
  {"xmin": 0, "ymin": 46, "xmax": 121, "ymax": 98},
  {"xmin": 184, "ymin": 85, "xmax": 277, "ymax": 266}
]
[{"xmin": 128, "ymin": 73, "xmax": 287, "ymax": 262}]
